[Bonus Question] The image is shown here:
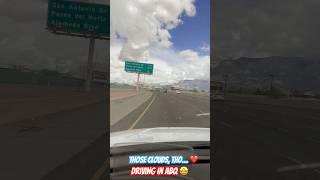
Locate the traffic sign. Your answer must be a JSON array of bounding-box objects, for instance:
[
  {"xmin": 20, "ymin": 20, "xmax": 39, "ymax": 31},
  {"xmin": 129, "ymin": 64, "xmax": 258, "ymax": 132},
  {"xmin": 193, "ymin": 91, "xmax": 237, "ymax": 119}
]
[
  {"xmin": 47, "ymin": 0, "xmax": 109, "ymax": 39},
  {"xmin": 125, "ymin": 61, "xmax": 154, "ymax": 75}
]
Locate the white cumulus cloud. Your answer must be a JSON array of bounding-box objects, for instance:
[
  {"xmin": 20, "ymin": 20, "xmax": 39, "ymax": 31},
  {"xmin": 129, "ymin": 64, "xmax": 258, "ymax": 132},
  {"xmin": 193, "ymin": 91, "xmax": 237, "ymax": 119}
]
[{"xmin": 111, "ymin": 0, "xmax": 196, "ymax": 61}]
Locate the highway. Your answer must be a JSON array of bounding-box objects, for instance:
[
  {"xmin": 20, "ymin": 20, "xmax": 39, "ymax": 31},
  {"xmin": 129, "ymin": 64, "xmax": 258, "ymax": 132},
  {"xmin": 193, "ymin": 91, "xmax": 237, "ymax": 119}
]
[
  {"xmin": 3, "ymin": 88, "xmax": 319, "ymax": 180},
  {"xmin": 212, "ymin": 94, "xmax": 320, "ymax": 180},
  {"xmin": 101, "ymin": 91, "xmax": 209, "ymax": 180},
  {"xmin": 0, "ymin": 101, "xmax": 107, "ymax": 180},
  {"xmin": 0, "ymin": 89, "xmax": 209, "ymax": 180},
  {"xmin": 109, "ymin": 92, "xmax": 320, "ymax": 180},
  {"xmin": 64, "ymin": 90, "xmax": 210, "ymax": 180},
  {"xmin": 111, "ymin": 91, "xmax": 210, "ymax": 132}
]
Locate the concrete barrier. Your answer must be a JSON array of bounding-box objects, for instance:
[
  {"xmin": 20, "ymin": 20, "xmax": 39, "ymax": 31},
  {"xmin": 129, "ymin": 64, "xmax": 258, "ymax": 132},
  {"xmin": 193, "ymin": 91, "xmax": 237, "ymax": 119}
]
[
  {"xmin": 0, "ymin": 86, "xmax": 150, "ymax": 126},
  {"xmin": 110, "ymin": 90, "xmax": 152, "ymax": 126}
]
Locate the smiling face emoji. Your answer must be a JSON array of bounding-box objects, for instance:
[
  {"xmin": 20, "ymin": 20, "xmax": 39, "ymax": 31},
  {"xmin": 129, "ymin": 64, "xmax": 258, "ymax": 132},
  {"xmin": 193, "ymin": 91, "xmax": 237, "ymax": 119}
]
[{"xmin": 179, "ymin": 166, "xmax": 189, "ymax": 176}]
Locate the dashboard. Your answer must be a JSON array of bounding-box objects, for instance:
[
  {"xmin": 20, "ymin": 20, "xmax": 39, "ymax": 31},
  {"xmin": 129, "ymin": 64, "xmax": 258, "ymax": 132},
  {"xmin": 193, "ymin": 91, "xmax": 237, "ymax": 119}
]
[{"xmin": 110, "ymin": 142, "xmax": 210, "ymax": 180}]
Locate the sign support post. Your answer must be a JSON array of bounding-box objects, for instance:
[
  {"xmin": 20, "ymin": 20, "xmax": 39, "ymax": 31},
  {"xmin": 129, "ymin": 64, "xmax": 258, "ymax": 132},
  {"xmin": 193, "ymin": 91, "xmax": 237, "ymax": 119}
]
[
  {"xmin": 85, "ymin": 37, "xmax": 96, "ymax": 92},
  {"xmin": 124, "ymin": 61, "xmax": 153, "ymax": 92},
  {"xmin": 136, "ymin": 73, "xmax": 140, "ymax": 92}
]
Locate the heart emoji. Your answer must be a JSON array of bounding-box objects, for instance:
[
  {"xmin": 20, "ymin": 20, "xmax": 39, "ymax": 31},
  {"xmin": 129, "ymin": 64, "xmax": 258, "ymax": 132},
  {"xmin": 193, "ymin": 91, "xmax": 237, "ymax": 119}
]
[{"xmin": 189, "ymin": 155, "xmax": 198, "ymax": 164}]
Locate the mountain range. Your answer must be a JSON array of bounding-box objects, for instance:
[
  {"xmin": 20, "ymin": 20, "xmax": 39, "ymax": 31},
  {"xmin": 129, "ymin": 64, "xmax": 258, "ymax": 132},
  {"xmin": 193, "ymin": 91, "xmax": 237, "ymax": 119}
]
[
  {"xmin": 176, "ymin": 79, "xmax": 210, "ymax": 92},
  {"xmin": 212, "ymin": 56, "xmax": 320, "ymax": 94}
]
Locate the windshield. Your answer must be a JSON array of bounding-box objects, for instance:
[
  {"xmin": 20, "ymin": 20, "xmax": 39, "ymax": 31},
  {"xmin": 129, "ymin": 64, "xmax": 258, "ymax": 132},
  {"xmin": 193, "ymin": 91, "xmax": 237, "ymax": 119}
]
[
  {"xmin": 110, "ymin": 0, "xmax": 210, "ymax": 142},
  {"xmin": 109, "ymin": 1, "xmax": 210, "ymax": 178}
]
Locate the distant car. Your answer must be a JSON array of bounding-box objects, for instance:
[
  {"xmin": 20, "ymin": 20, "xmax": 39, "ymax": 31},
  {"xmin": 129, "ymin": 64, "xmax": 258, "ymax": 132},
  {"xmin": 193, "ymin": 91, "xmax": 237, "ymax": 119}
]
[
  {"xmin": 176, "ymin": 90, "xmax": 181, "ymax": 94},
  {"xmin": 163, "ymin": 89, "xmax": 168, "ymax": 93}
]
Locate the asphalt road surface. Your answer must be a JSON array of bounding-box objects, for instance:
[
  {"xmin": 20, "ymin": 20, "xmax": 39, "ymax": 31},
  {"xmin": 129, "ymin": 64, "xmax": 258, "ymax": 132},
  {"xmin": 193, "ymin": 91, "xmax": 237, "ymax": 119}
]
[
  {"xmin": 213, "ymin": 94, "xmax": 320, "ymax": 180},
  {"xmin": 1, "ymin": 90, "xmax": 209, "ymax": 180},
  {"xmin": 0, "ymin": 101, "xmax": 107, "ymax": 180},
  {"xmin": 111, "ymin": 91, "xmax": 210, "ymax": 132},
  {"xmin": 60, "ymin": 92, "xmax": 319, "ymax": 180},
  {"xmin": 77, "ymin": 92, "xmax": 320, "ymax": 180},
  {"xmin": 6, "ymin": 89, "xmax": 319, "ymax": 180}
]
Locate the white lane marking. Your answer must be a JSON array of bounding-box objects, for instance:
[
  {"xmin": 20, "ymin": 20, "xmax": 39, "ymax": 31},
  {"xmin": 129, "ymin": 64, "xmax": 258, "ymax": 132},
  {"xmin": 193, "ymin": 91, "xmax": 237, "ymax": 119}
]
[
  {"xmin": 278, "ymin": 163, "xmax": 320, "ymax": 173},
  {"xmin": 169, "ymin": 93, "xmax": 207, "ymax": 114},
  {"xmin": 278, "ymin": 157, "xmax": 320, "ymax": 174},
  {"xmin": 128, "ymin": 95, "xmax": 156, "ymax": 130},
  {"xmin": 196, "ymin": 113, "xmax": 210, "ymax": 117},
  {"xmin": 90, "ymin": 96, "xmax": 157, "ymax": 180},
  {"xmin": 220, "ymin": 121, "xmax": 232, "ymax": 128}
]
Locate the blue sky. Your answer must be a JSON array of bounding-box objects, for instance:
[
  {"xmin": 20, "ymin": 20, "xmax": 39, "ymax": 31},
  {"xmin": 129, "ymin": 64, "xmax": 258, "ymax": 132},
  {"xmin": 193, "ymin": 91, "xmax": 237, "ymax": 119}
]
[{"xmin": 170, "ymin": 0, "xmax": 210, "ymax": 55}]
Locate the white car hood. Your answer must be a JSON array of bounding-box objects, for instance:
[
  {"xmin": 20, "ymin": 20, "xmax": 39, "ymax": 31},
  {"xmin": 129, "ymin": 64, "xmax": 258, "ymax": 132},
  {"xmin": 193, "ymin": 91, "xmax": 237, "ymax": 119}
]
[{"xmin": 110, "ymin": 127, "xmax": 210, "ymax": 147}]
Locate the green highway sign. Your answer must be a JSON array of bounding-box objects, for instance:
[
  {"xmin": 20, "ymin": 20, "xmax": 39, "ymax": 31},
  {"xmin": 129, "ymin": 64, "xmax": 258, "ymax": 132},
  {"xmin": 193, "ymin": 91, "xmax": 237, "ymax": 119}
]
[
  {"xmin": 47, "ymin": 0, "xmax": 109, "ymax": 39},
  {"xmin": 125, "ymin": 61, "xmax": 154, "ymax": 75}
]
